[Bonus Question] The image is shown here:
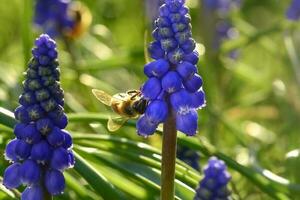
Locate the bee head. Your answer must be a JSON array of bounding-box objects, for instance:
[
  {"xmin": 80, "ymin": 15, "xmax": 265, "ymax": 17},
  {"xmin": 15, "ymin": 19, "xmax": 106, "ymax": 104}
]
[{"xmin": 133, "ymin": 98, "xmax": 148, "ymax": 114}]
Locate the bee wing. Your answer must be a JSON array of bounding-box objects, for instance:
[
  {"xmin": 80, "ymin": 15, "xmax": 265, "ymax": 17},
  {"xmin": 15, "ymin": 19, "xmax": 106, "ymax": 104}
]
[
  {"xmin": 92, "ymin": 89, "xmax": 112, "ymax": 106},
  {"xmin": 107, "ymin": 116, "xmax": 129, "ymax": 132}
]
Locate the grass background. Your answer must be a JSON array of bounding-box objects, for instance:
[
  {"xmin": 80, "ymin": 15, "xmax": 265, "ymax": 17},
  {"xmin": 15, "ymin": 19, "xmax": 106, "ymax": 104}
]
[{"xmin": 0, "ymin": 0, "xmax": 300, "ymax": 199}]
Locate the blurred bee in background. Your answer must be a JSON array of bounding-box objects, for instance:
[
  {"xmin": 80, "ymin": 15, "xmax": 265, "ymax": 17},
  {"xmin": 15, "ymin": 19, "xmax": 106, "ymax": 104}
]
[
  {"xmin": 65, "ymin": 1, "xmax": 92, "ymax": 39},
  {"xmin": 92, "ymin": 89, "xmax": 149, "ymax": 131}
]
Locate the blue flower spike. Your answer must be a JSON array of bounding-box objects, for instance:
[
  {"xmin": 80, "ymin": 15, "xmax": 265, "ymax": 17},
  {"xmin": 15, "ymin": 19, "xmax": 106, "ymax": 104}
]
[
  {"xmin": 2, "ymin": 34, "xmax": 74, "ymax": 198},
  {"xmin": 137, "ymin": 0, "xmax": 206, "ymax": 137},
  {"xmin": 177, "ymin": 145, "xmax": 201, "ymax": 170},
  {"xmin": 194, "ymin": 157, "xmax": 232, "ymax": 200},
  {"xmin": 286, "ymin": 0, "xmax": 300, "ymax": 21},
  {"xmin": 34, "ymin": 0, "xmax": 91, "ymax": 38}
]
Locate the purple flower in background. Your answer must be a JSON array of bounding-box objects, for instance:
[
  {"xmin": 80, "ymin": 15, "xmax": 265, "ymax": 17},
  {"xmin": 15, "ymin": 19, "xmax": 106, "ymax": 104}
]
[
  {"xmin": 34, "ymin": 0, "xmax": 75, "ymax": 37},
  {"xmin": 194, "ymin": 157, "xmax": 231, "ymax": 200},
  {"xmin": 202, "ymin": 0, "xmax": 240, "ymax": 57},
  {"xmin": 286, "ymin": 0, "xmax": 300, "ymax": 21},
  {"xmin": 137, "ymin": 0, "xmax": 206, "ymax": 137},
  {"xmin": 145, "ymin": 0, "xmax": 165, "ymax": 23},
  {"xmin": 177, "ymin": 145, "xmax": 200, "ymax": 170},
  {"xmin": 203, "ymin": 0, "xmax": 240, "ymax": 14},
  {"xmin": 3, "ymin": 34, "xmax": 74, "ymax": 198}
]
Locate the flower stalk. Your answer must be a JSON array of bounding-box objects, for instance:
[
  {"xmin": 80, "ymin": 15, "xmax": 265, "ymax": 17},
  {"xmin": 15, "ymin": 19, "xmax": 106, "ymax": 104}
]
[
  {"xmin": 137, "ymin": 0, "xmax": 206, "ymax": 199},
  {"xmin": 161, "ymin": 105, "xmax": 177, "ymax": 200}
]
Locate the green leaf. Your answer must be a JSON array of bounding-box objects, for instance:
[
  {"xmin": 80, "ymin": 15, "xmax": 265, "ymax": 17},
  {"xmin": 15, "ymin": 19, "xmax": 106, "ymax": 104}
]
[
  {"xmin": 67, "ymin": 113, "xmax": 294, "ymax": 200},
  {"xmin": 73, "ymin": 151, "xmax": 125, "ymax": 200}
]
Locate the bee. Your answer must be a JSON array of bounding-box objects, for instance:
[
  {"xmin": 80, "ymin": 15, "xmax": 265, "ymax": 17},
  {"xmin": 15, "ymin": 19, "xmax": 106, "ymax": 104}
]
[
  {"xmin": 92, "ymin": 89, "xmax": 148, "ymax": 131},
  {"xmin": 65, "ymin": 1, "xmax": 92, "ymax": 39}
]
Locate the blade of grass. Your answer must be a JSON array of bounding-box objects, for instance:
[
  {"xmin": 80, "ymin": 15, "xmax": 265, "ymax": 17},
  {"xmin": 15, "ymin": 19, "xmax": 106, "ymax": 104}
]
[
  {"xmin": 22, "ymin": 0, "xmax": 33, "ymax": 67},
  {"xmin": 73, "ymin": 151, "xmax": 125, "ymax": 199}
]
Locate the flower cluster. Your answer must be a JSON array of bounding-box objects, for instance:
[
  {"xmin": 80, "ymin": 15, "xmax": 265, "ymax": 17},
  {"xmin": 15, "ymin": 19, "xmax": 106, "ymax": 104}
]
[
  {"xmin": 3, "ymin": 34, "xmax": 74, "ymax": 199},
  {"xmin": 286, "ymin": 0, "xmax": 300, "ymax": 21},
  {"xmin": 202, "ymin": 0, "xmax": 240, "ymax": 58},
  {"xmin": 34, "ymin": 0, "xmax": 75, "ymax": 37},
  {"xmin": 177, "ymin": 145, "xmax": 200, "ymax": 170},
  {"xmin": 194, "ymin": 157, "xmax": 231, "ymax": 200},
  {"xmin": 137, "ymin": 0, "xmax": 206, "ymax": 137}
]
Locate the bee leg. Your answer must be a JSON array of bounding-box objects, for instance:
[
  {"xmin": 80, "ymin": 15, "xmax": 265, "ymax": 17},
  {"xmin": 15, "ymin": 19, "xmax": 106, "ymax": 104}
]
[{"xmin": 128, "ymin": 90, "xmax": 141, "ymax": 100}]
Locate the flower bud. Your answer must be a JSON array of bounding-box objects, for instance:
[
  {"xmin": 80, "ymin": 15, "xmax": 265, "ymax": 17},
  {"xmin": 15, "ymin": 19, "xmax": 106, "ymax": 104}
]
[
  {"xmin": 45, "ymin": 169, "xmax": 65, "ymax": 195},
  {"xmin": 144, "ymin": 59, "xmax": 170, "ymax": 78},
  {"xmin": 184, "ymin": 74, "xmax": 203, "ymax": 93},
  {"xmin": 23, "ymin": 124, "xmax": 41, "ymax": 144},
  {"xmin": 20, "ymin": 160, "xmax": 41, "ymax": 185},
  {"xmin": 21, "ymin": 185, "xmax": 43, "ymax": 200},
  {"xmin": 183, "ymin": 51, "xmax": 199, "ymax": 65},
  {"xmin": 161, "ymin": 71, "xmax": 182, "ymax": 93},
  {"xmin": 141, "ymin": 77, "xmax": 162, "ymax": 100},
  {"xmin": 145, "ymin": 100, "xmax": 168, "ymax": 123},
  {"xmin": 15, "ymin": 139, "xmax": 32, "ymax": 160},
  {"xmin": 3, "ymin": 163, "xmax": 22, "ymax": 189},
  {"xmin": 14, "ymin": 123, "xmax": 27, "ymax": 139},
  {"xmin": 51, "ymin": 147, "xmax": 73, "ymax": 170},
  {"xmin": 47, "ymin": 127, "xmax": 65, "ymax": 147},
  {"xmin": 176, "ymin": 109, "xmax": 198, "ymax": 136},
  {"xmin": 137, "ymin": 115, "xmax": 158, "ymax": 137},
  {"xmin": 148, "ymin": 41, "xmax": 165, "ymax": 59},
  {"xmin": 5, "ymin": 139, "xmax": 18, "ymax": 162},
  {"xmin": 181, "ymin": 38, "xmax": 196, "ymax": 54},
  {"xmin": 167, "ymin": 48, "xmax": 184, "ymax": 64},
  {"xmin": 191, "ymin": 90, "xmax": 206, "ymax": 109},
  {"xmin": 176, "ymin": 61, "xmax": 197, "ymax": 79},
  {"xmin": 36, "ymin": 118, "xmax": 54, "ymax": 135},
  {"xmin": 170, "ymin": 89, "xmax": 192, "ymax": 111},
  {"xmin": 31, "ymin": 140, "xmax": 53, "ymax": 164}
]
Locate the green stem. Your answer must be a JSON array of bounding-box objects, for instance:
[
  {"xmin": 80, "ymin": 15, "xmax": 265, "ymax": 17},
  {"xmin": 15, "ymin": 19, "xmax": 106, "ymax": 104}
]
[
  {"xmin": 44, "ymin": 191, "xmax": 52, "ymax": 200},
  {"xmin": 160, "ymin": 107, "xmax": 177, "ymax": 200}
]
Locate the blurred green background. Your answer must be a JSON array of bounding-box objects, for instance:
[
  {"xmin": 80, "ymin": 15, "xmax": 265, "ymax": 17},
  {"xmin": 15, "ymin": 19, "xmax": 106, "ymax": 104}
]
[{"xmin": 0, "ymin": 0, "xmax": 300, "ymax": 199}]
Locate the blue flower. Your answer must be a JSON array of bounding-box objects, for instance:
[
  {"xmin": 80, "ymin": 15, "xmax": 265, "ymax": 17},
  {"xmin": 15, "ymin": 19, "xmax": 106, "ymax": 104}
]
[
  {"xmin": 20, "ymin": 160, "xmax": 41, "ymax": 185},
  {"xmin": 3, "ymin": 163, "xmax": 22, "ymax": 189},
  {"xmin": 31, "ymin": 140, "xmax": 53, "ymax": 164},
  {"xmin": 176, "ymin": 109, "xmax": 198, "ymax": 136},
  {"xmin": 21, "ymin": 185, "xmax": 44, "ymax": 200},
  {"xmin": 194, "ymin": 157, "xmax": 231, "ymax": 200},
  {"xmin": 202, "ymin": 0, "xmax": 241, "ymax": 58},
  {"xmin": 45, "ymin": 169, "xmax": 65, "ymax": 195},
  {"xmin": 51, "ymin": 147, "xmax": 74, "ymax": 170},
  {"xmin": 15, "ymin": 139, "xmax": 32, "ymax": 160},
  {"xmin": 137, "ymin": 0, "xmax": 206, "ymax": 136},
  {"xmin": 286, "ymin": 0, "xmax": 300, "ymax": 21},
  {"xmin": 34, "ymin": 0, "xmax": 74, "ymax": 38},
  {"xmin": 2, "ymin": 34, "xmax": 74, "ymax": 198},
  {"xmin": 137, "ymin": 115, "xmax": 159, "ymax": 137},
  {"xmin": 47, "ymin": 127, "xmax": 65, "ymax": 147},
  {"xmin": 161, "ymin": 71, "xmax": 182, "ymax": 93},
  {"xmin": 145, "ymin": 100, "xmax": 168, "ymax": 123},
  {"xmin": 5, "ymin": 139, "xmax": 18, "ymax": 162},
  {"xmin": 144, "ymin": 59, "xmax": 170, "ymax": 78}
]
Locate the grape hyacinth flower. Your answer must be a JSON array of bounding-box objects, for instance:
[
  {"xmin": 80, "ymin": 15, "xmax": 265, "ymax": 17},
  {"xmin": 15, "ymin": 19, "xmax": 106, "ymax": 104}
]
[
  {"xmin": 194, "ymin": 157, "xmax": 231, "ymax": 200},
  {"xmin": 202, "ymin": 0, "xmax": 240, "ymax": 57},
  {"xmin": 177, "ymin": 145, "xmax": 200, "ymax": 171},
  {"xmin": 286, "ymin": 0, "xmax": 300, "ymax": 21},
  {"xmin": 137, "ymin": 0, "xmax": 206, "ymax": 137},
  {"xmin": 3, "ymin": 34, "xmax": 74, "ymax": 199},
  {"xmin": 34, "ymin": 0, "xmax": 75, "ymax": 38}
]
